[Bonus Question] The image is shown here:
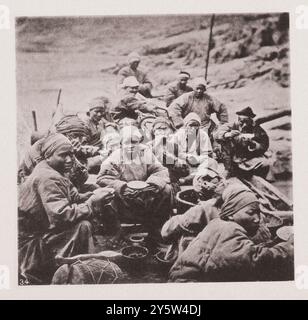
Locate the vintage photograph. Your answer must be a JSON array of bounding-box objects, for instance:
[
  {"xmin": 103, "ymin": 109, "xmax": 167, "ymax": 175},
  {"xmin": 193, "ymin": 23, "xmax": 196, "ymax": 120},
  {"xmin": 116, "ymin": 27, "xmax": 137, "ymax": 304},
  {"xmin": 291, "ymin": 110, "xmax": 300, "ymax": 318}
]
[{"xmin": 16, "ymin": 13, "xmax": 293, "ymax": 285}]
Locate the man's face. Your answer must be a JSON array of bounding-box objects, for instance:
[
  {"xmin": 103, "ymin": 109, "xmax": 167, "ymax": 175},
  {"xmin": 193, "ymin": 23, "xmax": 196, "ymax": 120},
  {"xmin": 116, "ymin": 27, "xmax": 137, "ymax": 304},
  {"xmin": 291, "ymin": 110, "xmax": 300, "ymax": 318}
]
[
  {"xmin": 185, "ymin": 121, "xmax": 200, "ymax": 135},
  {"xmin": 122, "ymin": 135, "xmax": 140, "ymax": 158},
  {"xmin": 238, "ymin": 115, "xmax": 253, "ymax": 130},
  {"xmin": 130, "ymin": 61, "xmax": 140, "ymax": 70},
  {"xmin": 89, "ymin": 108, "xmax": 105, "ymax": 123},
  {"xmin": 179, "ymin": 77, "xmax": 188, "ymax": 88},
  {"xmin": 126, "ymin": 86, "xmax": 139, "ymax": 95},
  {"xmin": 47, "ymin": 147, "xmax": 73, "ymax": 174},
  {"xmin": 231, "ymin": 202, "xmax": 261, "ymax": 236},
  {"xmin": 194, "ymin": 85, "xmax": 206, "ymax": 98}
]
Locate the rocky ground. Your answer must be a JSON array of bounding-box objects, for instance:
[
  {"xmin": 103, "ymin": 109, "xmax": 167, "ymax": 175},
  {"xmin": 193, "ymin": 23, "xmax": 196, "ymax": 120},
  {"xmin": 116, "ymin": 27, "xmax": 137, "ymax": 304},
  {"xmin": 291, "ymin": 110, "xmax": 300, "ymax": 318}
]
[{"xmin": 16, "ymin": 13, "xmax": 292, "ymax": 197}]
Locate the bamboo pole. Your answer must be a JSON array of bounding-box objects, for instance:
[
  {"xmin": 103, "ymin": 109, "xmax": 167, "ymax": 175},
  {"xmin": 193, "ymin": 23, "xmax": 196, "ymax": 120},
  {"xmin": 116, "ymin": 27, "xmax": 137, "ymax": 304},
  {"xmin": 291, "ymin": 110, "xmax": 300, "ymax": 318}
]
[
  {"xmin": 31, "ymin": 110, "xmax": 38, "ymax": 131},
  {"xmin": 205, "ymin": 14, "xmax": 215, "ymax": 81}
]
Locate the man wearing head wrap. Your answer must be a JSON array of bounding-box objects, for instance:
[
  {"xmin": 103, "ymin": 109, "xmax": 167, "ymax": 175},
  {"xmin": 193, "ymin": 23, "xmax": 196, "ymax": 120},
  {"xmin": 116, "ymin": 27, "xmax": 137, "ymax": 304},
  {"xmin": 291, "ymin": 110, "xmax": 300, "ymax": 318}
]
[
  {"xmin": 168, "ymin": 77, "xmax": 228, "ymax": 136},
  {"xmin": 18, "ymin": 115, "xmax": 101, "ymax": 189},
  {"xmin": 215, "ymin": 106, "xmax": 270, "ymax": 177},
  {"xmin": 84, "ymin": 96, "xmax": 113, "ymax": 147},
  {"xmin": 18, "ymin": 133, "xmax": 115, "ymax": 284},
  {"xmin": 117, "ymin": 51, "xmax": 153, "ymax": 98},
  {"xmin": 96, "ymin": 126, "xmax": 173, "ymax": 243},
  {"xmin": 171, "ymin": 113, "xmax": 216, "ymax": 184},
  {"xmin": 168, "ymin": 183, "xmax": 293, "ymax": 282},
  {"xmin": 165, "ymin": 71, "xmax": 193, "ymax": 107},
  {"xmin": 54, "ymin": 115, "xmax": 90, "ymax": 141}
]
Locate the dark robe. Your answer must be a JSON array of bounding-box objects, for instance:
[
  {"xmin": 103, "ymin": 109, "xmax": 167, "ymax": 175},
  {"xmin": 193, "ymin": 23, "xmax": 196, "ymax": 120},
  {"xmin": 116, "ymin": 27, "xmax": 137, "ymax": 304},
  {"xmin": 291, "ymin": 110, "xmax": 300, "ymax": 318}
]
[{"xmin": 18, "ymin": 161, "xmax": 95, "ymax": 284}]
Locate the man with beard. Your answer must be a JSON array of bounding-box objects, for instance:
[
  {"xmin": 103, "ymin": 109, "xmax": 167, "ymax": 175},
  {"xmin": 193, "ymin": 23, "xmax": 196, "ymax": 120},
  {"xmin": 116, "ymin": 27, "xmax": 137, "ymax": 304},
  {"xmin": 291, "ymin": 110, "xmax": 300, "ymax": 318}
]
[
  {"xmin": 168, "ymin": 77, "xmax": 228, "ymax": 136},
  {"xmin": 117, "ymin": 52, "xmax": 153, "ymax": 98},
  {"xmin": 168, "ymin": 183, "xmax": 293, "ymax": 282},
  {"xmin": 165, "ymin": 71, "xmax": 193, "ymax": 107},
  {"xmin": 18, "ymin": 133, "xmax": 115, "ymax": 284},
  {"xmin": 215, "ymin": 106, "xmax": 270, "ymax": 177}
]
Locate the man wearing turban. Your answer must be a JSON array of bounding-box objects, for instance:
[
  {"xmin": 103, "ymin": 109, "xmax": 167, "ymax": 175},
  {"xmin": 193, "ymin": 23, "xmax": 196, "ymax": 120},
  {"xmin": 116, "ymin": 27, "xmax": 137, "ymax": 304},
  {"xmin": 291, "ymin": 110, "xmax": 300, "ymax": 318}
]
[
  {"xmin": 18, "ymin": 115, "xmax": 100, "ymax": 189},
  {"xmin": 117, "ymin": 52, "xmax": 153, "ymax": 98},
  {"xmin": 168, "ymin": 183, "xmax": 293, "ymax": 282},
  {"xmin": 18, "ymin": 133, "xmax": 115, "ymax": 284},
  {"xmin": 84, "ymin": 96, "xmax": 112, "ymax": 147}
]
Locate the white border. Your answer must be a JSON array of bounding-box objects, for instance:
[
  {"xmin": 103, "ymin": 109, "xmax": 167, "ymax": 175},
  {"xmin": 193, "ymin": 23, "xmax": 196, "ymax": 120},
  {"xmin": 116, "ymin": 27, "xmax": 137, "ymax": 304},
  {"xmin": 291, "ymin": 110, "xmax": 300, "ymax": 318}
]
[{"xmin": 1, "ymin": 0, "xmax": 308, "ymax": 299}]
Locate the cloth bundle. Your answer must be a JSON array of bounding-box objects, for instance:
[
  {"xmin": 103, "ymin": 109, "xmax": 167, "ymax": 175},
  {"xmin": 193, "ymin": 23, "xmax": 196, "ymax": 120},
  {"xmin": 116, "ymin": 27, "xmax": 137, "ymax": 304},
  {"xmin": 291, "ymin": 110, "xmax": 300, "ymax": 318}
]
[{"xmin": 55, "ymin": 115, "xmax": 90, "ymax": 139}]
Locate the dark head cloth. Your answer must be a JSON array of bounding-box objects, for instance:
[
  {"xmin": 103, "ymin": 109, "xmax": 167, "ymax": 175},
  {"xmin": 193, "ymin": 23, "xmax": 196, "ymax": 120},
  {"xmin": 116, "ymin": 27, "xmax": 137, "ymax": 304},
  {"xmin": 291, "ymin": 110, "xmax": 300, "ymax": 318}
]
[
  {"xmin": 88, "ymin": 96, "xmax": 109, "ymax": 111},
  {"xmin": 55, "ymin": 115, "xmax": 89, "ymax": 137},
  {"xmin": 236, "ymin": 107, "xmax": 256, "ymax": 118},
  {"xmin": 41, "ymin": 133, "xmax": 72, "ymax": 159},
  {"xmin": 220, "ymin": 183, "xmax": 259, "ymax": 219}
]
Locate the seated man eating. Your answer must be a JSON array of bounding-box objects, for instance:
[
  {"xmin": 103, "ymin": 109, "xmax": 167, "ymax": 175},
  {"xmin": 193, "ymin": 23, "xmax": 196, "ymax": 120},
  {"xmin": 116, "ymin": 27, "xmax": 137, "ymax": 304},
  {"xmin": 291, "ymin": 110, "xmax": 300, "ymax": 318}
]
[
  {"xmin": 96, "ymin": 125, "xmax": 173, "ymax": 242},
  {"xmin": 18, "ymin": 133, "xmax": 114, "ymax": 284}
]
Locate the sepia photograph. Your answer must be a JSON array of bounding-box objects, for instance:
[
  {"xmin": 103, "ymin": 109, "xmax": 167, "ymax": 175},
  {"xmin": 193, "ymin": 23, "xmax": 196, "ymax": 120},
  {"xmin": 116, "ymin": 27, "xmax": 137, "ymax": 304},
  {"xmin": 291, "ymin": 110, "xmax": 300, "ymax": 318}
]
[{"xmin": 15, "ymin": 12, "xmax": 294, "ymax": 286}]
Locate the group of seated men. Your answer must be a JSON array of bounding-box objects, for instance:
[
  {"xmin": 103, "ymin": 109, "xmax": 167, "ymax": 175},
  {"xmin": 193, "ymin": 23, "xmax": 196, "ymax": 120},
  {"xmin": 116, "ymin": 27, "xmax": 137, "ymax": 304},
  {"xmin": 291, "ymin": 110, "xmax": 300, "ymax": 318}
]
[{"xmin": 17, "ymin": 51, "xmax": 293, "ymax": 284}]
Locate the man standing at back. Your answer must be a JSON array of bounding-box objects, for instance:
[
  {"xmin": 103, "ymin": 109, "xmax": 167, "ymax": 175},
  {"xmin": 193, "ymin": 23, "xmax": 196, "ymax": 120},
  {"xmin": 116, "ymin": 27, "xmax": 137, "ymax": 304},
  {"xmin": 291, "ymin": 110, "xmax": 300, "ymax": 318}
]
[{"xmin": 168, "ymin": 77, "xmax": 228, "ymax": 135}]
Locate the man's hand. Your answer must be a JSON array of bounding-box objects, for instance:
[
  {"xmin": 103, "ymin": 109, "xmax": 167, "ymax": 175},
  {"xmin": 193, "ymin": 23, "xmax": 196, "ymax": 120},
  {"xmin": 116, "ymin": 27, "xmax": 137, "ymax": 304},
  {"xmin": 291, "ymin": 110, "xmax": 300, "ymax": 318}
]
[
  {"xmin": 143, "ymin": 184, "xmax": 160, "ymax": 194},
  {"xmin": 122, "ymin": 186, "xmax": 141, "ymax": 199},
  {"xmin": 87, "ymin": 187, "xmax": 115, "ymax": 214}
]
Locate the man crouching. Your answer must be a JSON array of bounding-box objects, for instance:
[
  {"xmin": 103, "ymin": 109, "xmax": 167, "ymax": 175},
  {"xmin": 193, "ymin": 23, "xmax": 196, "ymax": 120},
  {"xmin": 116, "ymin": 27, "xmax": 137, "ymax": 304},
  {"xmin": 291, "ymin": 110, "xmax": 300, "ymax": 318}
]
[
  {"xmin": 18, "ymin": 133, "xmax": 114, "ymax": 284},
  {"xmin": 168, "ymin": 183, "xmax": 293, "ymax": 282}
]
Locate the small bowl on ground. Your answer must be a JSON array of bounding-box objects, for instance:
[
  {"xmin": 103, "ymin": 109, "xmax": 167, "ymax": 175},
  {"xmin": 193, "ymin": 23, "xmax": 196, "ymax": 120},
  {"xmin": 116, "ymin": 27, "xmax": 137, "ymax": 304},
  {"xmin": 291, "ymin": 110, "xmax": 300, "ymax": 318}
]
[
  {"xmin": 129, "ymin": 234, "xmax": 146, "ymax": 245},
  {"xmin": 121, "ymin": 245, "xmax": 149, "ymax": 269}
]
